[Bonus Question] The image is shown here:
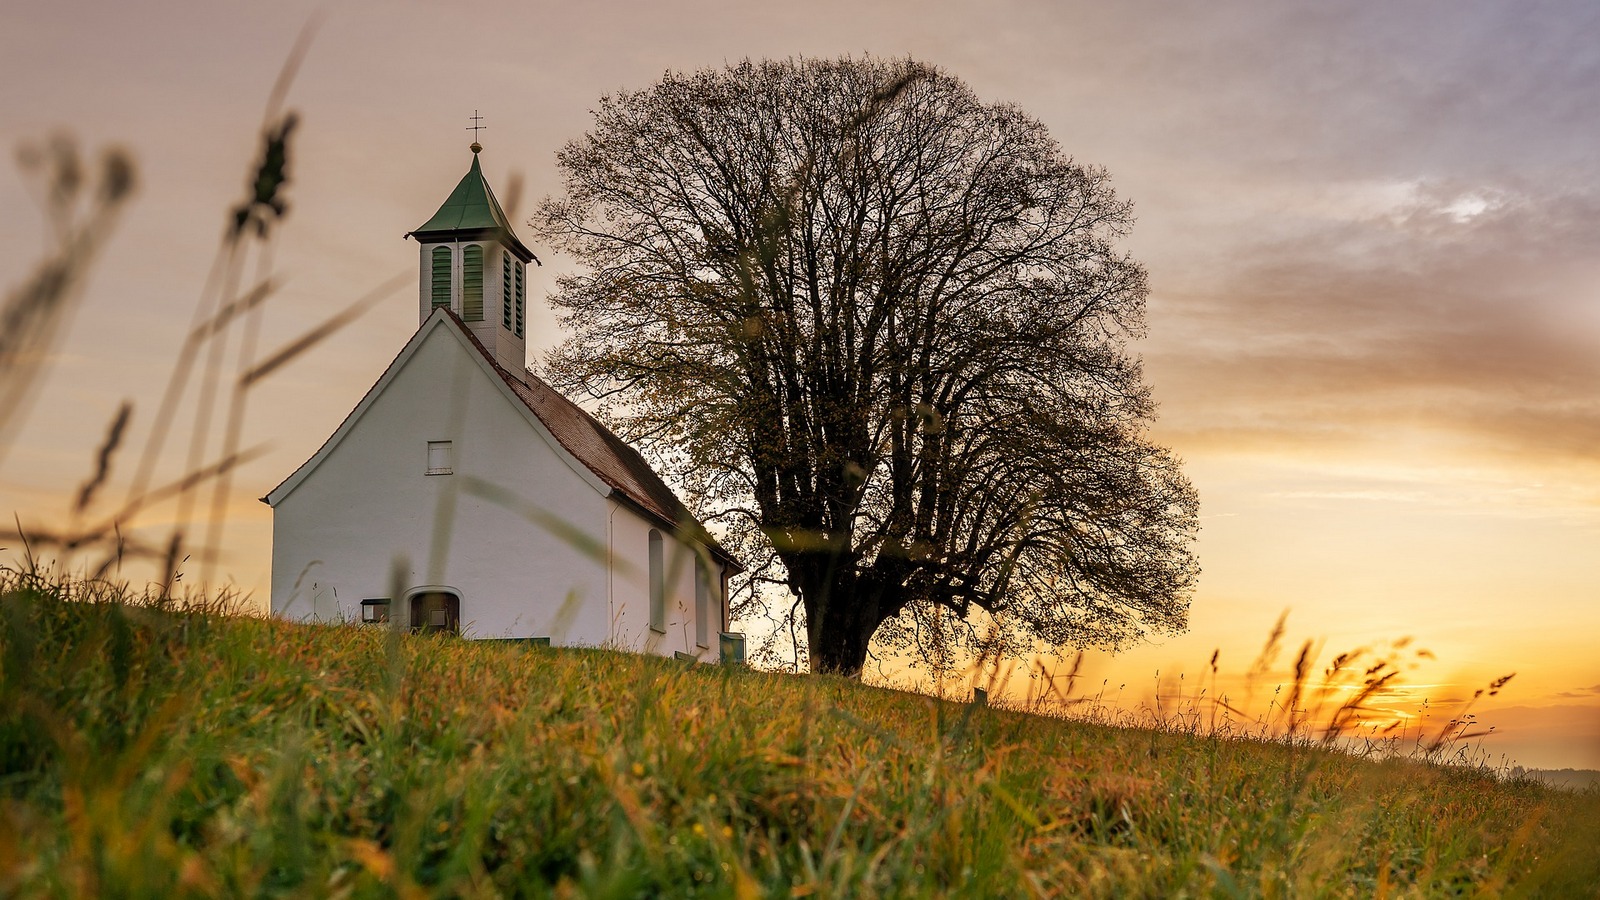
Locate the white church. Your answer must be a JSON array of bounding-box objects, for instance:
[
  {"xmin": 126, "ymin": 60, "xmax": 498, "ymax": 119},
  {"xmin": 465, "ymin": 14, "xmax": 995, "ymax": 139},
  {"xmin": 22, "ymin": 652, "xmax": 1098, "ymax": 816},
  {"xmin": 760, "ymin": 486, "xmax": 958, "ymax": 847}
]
[{"xmin": 264, "ymin": 143, "xmax": 742, "ymax": 661}]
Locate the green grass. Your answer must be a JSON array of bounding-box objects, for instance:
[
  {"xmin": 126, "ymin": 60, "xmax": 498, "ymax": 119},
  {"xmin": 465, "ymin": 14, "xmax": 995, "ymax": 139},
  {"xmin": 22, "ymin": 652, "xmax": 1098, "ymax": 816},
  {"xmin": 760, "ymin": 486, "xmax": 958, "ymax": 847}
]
[{"xmin": 2, "ymin": 572, "xmax": 1596, "ymax": 898}]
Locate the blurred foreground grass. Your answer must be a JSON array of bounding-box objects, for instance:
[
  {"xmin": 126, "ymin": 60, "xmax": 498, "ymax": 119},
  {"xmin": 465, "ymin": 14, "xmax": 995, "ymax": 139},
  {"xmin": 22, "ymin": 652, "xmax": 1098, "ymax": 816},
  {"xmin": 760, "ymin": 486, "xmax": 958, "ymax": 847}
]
[{"xmin": 2, "ymin": 569, "xmax": 1596, "ymax": 898}]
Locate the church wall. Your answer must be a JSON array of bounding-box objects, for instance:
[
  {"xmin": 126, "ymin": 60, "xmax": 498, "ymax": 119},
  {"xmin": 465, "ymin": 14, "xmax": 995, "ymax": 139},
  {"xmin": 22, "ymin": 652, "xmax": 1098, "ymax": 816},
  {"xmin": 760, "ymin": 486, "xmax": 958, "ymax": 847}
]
[
  {"xmin": 269, "ymin": 324, "xmax": 614, "ymax": 645},
  {"xmin": 607, "ymin": 501, "xmax": 723, "ymax": 661},
  {"xmin": 415, "ymin": 241, "xmax": 432, "ymax": 321}
]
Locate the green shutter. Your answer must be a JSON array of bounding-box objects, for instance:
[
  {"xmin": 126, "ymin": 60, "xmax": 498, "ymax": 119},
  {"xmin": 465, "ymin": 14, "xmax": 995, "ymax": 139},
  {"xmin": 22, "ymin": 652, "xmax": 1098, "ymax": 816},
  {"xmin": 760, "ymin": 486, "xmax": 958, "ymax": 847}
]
[
  {"xmin": 514, "ymin": 259, "xmax": 525, "ymax": 337},
  {"xmin": 502, "ymin": 252, "xmax": 513, "ymax": 329},
  {"xmin": 431, "ymin": 246, "xmax": 451, "ymax": 308},
  {"xmin": 463, "ymin": 245, "xmax": 483, "ymax": 321}
]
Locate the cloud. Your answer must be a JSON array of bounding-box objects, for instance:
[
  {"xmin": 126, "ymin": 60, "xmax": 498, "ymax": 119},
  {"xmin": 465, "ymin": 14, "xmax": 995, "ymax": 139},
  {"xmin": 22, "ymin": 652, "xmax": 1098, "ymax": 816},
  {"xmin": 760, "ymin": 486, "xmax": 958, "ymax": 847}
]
[
  {"xmin": 1554, "ymin": 684, "xmax": 1600, "ymax": 699},
  {"xmin": 1143, "ymin": 179, "xmax": 1600, "ymax": 475},
  {"xmin": 1031, "ymin": 4, "xmax": 1600, "ymax": 483},
  {"xmin": 1473, "ymin": 701, "xmax": 1600, "ymax": 769}
]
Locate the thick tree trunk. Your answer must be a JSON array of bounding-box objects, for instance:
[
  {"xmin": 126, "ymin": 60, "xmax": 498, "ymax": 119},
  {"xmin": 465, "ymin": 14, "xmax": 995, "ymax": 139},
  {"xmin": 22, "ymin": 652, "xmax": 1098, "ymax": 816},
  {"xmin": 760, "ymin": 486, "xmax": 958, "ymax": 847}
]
[
  {"xmin": 795, "ymin": 559, "xmax": 898, "ymax": 677},
  {"xmin": 809, "ymin": 603, "xmax": 875, "ymax": 676}
]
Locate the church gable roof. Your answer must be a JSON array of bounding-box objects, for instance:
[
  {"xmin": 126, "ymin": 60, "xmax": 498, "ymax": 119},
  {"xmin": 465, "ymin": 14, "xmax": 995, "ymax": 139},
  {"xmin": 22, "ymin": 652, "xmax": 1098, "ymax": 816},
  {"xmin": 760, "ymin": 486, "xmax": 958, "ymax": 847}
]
[
  {"xmin": 409, "ymin": 153, "xmax": 538, "ymax": 264},
  {"xmin": 504, "ymin": 373, "xmax": 687, "ymax": 529}
]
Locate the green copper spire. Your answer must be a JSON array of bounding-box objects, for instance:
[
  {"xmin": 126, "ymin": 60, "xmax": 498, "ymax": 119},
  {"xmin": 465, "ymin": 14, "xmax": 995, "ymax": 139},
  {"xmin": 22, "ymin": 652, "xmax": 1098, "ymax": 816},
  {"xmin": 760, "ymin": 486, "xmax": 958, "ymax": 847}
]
[{"xmin": 409, "ymin": 150, "xmax": 538, "ymax": 264}]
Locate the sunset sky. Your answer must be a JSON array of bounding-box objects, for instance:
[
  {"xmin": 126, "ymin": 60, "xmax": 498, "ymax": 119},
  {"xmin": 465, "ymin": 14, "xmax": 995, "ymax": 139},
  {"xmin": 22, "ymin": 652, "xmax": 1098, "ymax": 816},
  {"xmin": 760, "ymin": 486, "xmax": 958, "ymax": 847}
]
[{"xmin": 3, "ymin": 1, "xmax": 1596, "ymax": 770}]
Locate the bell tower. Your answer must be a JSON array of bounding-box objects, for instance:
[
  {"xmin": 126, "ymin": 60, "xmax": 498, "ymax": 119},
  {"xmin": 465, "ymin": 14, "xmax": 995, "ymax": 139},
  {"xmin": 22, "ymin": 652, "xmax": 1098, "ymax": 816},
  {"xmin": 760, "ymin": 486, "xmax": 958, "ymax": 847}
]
[{"xmin": 407, "ymin": 135, "xmax": 539, "ymax": 378}]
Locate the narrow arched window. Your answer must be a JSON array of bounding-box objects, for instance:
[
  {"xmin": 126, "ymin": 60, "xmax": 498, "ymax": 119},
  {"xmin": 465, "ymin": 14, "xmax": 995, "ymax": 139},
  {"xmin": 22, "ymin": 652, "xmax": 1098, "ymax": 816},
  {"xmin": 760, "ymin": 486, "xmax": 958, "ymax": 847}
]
[
  {"xmin": 431, "ymin": 246, "xmax": 451, "ymax": 309},
  {"xmin": 502, "ymin": 252, "xmax": 514, "ymax": 330},
  {"xmin": 695, "ymin": 557, "xmax": 712, "ymax": 648},
  {"xmin": 462, "ymin": 245, "xmax": 484, "ymax": 320},
  {"xmin": 514, "ymin": 259, "xmax": 525, "ymax": 337},
  {"xmin": 648, "ymin": 529, "xmax": 664, "ymax": 633}
]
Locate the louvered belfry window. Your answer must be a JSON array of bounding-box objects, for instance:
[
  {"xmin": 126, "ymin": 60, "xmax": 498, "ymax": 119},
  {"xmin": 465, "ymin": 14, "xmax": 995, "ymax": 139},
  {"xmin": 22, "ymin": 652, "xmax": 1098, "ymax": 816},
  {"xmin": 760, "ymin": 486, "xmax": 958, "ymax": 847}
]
[
  {"xmin": 462, "ymin": 245, "xmax": 484, "ymax": 321},
  {"xmin": 431, "ymin": 246, "xmax": 451, "ymax": 309},
  {"xmin": 514, "ymin": 257, "xmax": 525, "ymax": 337},
  {"xmin": 502, "ymin": 252, "xmax": 514, "ymax": 330}
]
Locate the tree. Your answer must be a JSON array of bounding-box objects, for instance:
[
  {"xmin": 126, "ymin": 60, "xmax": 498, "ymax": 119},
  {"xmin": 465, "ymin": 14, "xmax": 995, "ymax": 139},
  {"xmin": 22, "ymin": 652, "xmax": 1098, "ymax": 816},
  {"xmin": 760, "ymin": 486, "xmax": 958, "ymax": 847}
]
[{"xmin": 536, "ymin": 57, "xmax": 1199, "ymax": 676}]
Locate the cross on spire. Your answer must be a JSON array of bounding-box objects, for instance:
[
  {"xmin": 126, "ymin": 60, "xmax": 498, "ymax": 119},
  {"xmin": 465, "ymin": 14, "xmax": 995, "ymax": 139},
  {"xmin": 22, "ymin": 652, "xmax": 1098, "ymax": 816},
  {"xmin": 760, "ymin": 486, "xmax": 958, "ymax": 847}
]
[{"xmin": 467, "ymin": 110, "xmax": 486, "ymax": 153}]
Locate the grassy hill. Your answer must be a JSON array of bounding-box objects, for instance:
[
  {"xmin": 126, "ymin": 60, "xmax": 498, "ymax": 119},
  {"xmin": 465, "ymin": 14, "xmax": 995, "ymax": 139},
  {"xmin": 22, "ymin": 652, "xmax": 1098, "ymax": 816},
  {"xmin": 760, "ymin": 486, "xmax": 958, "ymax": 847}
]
[{"xmin": 2, "ymin": 572, "xmax": 1596, "ymax": 897}]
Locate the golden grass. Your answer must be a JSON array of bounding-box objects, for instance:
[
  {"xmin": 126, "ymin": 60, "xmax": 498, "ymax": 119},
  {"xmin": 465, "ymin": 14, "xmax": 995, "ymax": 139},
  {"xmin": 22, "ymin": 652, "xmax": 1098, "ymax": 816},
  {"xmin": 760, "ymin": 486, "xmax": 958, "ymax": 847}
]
[{"xmin": 2, "ymin": 572, "xmax": 1595, "ymax": 897}]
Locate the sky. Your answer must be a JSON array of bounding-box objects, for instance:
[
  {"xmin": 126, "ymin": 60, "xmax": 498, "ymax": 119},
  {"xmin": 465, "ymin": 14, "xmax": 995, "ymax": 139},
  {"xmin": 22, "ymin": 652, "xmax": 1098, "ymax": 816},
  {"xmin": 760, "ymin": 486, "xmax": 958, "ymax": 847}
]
[{"xmin": 2, "ymin": 0, "xmax": 1596, "ymax": 770}]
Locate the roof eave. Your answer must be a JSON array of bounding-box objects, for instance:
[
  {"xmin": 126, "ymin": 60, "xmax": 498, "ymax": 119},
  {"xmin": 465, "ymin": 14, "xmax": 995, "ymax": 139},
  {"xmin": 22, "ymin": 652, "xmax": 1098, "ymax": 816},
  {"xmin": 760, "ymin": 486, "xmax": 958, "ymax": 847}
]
[{"xmin": 404, "ymin": 227, "xmax": 539, "ymax": 264}]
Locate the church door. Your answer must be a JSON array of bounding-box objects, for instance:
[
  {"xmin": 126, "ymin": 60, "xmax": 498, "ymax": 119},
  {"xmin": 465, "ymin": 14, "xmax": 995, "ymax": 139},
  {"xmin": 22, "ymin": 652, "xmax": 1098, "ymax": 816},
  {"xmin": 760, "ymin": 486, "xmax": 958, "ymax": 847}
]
[{"xmin": 410, "ymin": 591, "xmax": 460, "ymax": 634}]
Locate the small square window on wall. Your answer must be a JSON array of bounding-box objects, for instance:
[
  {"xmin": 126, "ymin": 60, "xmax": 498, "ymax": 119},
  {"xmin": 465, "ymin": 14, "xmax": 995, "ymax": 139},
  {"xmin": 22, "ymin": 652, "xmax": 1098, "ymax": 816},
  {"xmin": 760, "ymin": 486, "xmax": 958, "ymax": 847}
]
[
  {"xmin": 360, "ymin": 598, "xmax": 391, "ymax": 623},
  {"xmin": 426, "ymin": 440, "xmax": 454, "ymax": 475}
]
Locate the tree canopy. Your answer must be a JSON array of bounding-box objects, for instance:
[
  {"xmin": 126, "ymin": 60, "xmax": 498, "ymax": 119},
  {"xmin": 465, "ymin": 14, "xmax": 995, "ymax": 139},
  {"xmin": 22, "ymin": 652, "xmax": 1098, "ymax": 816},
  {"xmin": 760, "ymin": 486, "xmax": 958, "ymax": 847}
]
[{"xmin": 536, "ymin": 56, "xmax": 1199, "ymax": 676}]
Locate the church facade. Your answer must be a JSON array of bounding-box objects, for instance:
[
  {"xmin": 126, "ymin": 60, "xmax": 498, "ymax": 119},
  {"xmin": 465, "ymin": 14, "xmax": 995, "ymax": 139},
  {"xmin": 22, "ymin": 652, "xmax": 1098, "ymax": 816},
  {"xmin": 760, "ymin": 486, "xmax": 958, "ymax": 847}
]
[{"xmin": 264, "ymin": 146, "xmax": 741, "ymax": 660}]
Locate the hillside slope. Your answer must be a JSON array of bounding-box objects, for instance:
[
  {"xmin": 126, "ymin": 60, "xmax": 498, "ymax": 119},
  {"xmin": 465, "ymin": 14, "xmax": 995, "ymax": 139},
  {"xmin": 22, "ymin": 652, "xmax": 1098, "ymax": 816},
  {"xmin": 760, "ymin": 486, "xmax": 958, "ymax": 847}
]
[{"xmin": 2, "ymin": 575, "xmax": 1596, "ymax": 897}]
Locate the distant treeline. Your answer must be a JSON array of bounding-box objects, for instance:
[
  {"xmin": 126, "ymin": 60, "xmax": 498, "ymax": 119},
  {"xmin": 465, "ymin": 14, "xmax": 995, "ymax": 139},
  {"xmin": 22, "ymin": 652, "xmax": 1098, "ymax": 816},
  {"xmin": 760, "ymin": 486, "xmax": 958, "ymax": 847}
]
[{"xmin": 1516, "ymin": 768, "xmax": 1600, "ymax": 791}]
